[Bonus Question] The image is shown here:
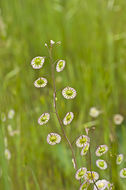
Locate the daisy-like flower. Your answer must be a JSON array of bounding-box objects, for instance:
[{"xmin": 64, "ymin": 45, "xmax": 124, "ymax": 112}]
[
  {"xmin": 7, "ymin": 124, "xmax": 13, "ymax": 133},
  {"xmin": 94, "ymin": 180, "xmax": 108, "ymax": 190},
  {"xmin": 85, "ymin": 171, "xmax": 99, "ymax": 183},
  {"xmin": 76, "ymin": 135, "xmax": 90, "ymax": 148},
  {"xmin": 34, "ymin": 77, "xmax": 47, "ymax": 88},
  {"xmin": 50, "ymin": 40, "xmax": 55, "ymax": 45},
  {"xmin": 1, "ymin": 112, "xmax": 6, "ymax": 122},
  {"xmin": 96, "ymin": 159, "xmax": 107, "ymax": 170},
  {"xmin": 5, "ymin": 149, "xmax": 11, "ymax": 160},
  {"xmin": 56, "ymin": 60, "xmax": 66, "ymax": 72},
  {"xmin": 62, "ymin": 87, "xmax": 77, "ymax": 99},
  {"xmin": 31, "ymin": 56, "xmax": 45, "ymax": 69},
  {"xmin": 120, "ymin": 168, "xmax": 126, "ymax": 178},
  {"xmin": 95, "ymin": 145, "xmax": 108, "ymax": 157},
  {"xmin": 8, "ymin": 109, "xmax": 15, "ymax": 119},
  {"xmin": 72, "ymin": 158, "xmax": 76, "ymax": 169},
  {"xmin": 116, "ymin": 154, "xmax": 123, "ymax": 165},
  {"xmin": 113, "ymin": 114, "xmax": 124, "ymax": 125},
  {"xmin": 107, "ymin": 182, "xmax": 114, "ymax": 190},
  {"xmin": 47, "ymin": 133, "xmax": 61, "ymax": 145},
  {"xmin": 81, "ymin": 142, "xmax": 90, "ymax": 156},
  {"xmin": 38, "ymin": 113, "xmax": 50, "ymax": 125},
  {"xmin": 63, "ymin": 112, "xmax": 74, "ymax": 125},
  {"xmin": 89, "ymin": 107, "xmax": 100, "ymax": 118},
  {"xmin": 75, "ymin": 167, "xmax": 87, "ymax": 180},
  {"xmin": 79, "ymin": 181, "xmax": 90, "ymax": 190}
]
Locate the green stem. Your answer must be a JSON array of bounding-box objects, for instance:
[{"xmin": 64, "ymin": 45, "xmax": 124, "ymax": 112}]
[{"xmin": 49, "ymin": 45, "xmax": 79, "ymax": 177}]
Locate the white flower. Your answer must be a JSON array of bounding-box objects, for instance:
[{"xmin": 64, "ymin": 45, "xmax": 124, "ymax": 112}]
[
  {"xmin": 89, "ymin": 107, "xmax": 100, "ymax": 118},
  {"xmin": 5, "ymin": 149, "xmax": 11, "ymax": 160},
  {"xmin": 96, "ymin": 159, "xmax": 107, "ymax": 170},
  {"xmin": 94, "ymin": 180, "xmax": 108, "ymax": 190},
  {"xmin": 96, "ymin": 145, "xmax": 108, "ymax": 157},
  {"xmin": 79, "ymin": 181, "xmax": 90, "ymax": 190},
  {"xmin": 62, "ymin": 87, "xmax": 77, "ymax": 99},
  {"xmin": 81, "ymin": 142, "xmax": 90, "ymax": 156},
  {"xmin": 34, "ymin": 77, "xmax": 47, "ymax": 88},
  {"xmin": 72, "ymin": 158, "xmax": 76, "ymax": 169},
  {"xmin": 7, "ymin": 125, "xmax": 13, "ymax": 133},
  {"xmin": 75, "ymin": 167, "xmax": 87, "ymax": 180},
  {"xmin": 85, "ymin": 171, "xmax": 99, "ymax": 183},
  {"xmin": 107, "ymin": 182, "xmax": 114, "ymax": 190},
  {"xmin": 8, "ymin": 109, "xmax": 15, "ymax": 119},
  {"xmin": 76, "ymin": 135, "xmax": 90, "ymax": 148},
  {"xmin": 1, "ymin": 112, "xmax": 6, "ymax": 122},
  {"xmin": 31, "ymin": 56, "xmax": 45, "ymax": 69},
  {"xmin": 56, "ymin": 60, "xmax": 66, "ymax": 72},
  {"xmin": 10, "ymin": 130, "xmax": 20, "ymax": 136},
  {"xmin": 50, "ymin": 40, "xmax": 55, "ymax": 45},
  {"xmin": 63, "ymin": 112, "xmax": 74, "ymax": 125},
  {"xmin": 120, "ymin": 168, "xmax": 126, "ymax": 178},
  {"xmin": 116, "ymin": 154, "xmax": 123, "ymax": 165},
  {"xmin": 47, "ymin": 133, "xmax": 61, "ymax": 145},
  {"xmin": 38, "ymin": 113, "xmax": 50, "ymax": 125},
  {"xmin": 113, "ymin": 114, "xmax": 124, "ymax": 125}
]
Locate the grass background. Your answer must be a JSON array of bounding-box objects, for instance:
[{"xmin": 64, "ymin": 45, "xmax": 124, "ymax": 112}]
[{"xmin": 0, "ymin": 0, "xmax": 126, "ymax": 189}]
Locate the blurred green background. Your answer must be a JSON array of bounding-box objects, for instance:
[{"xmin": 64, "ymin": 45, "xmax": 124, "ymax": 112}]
[{"xmin": 0, "ymin": 0, "xmax": 126, "ymax": 189}]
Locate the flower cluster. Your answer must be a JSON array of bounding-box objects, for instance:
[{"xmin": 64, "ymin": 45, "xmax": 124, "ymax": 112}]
[{"xmin": 30, "ymin": 40, "xmax": 126, "ymax": 190}]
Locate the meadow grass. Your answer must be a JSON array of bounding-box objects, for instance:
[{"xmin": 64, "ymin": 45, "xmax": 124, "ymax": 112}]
[{"xmin": 0, "ymin": 0, "xmax": 126, "ymax": 189}]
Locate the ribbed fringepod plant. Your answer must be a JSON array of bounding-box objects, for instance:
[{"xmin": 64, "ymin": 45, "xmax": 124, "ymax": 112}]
[{"xmin": 30, "ymin": 40, "xmax": 125, "ymax": 190}]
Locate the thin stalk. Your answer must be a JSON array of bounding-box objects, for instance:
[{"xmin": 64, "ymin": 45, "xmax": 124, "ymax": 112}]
[
  {"xmin": 88, "ymin": 140, "xmax": 99, "ymax": 190},
  {"xmin": 49, "ymin": 46, "xmax": 78, "ymax": 172}
]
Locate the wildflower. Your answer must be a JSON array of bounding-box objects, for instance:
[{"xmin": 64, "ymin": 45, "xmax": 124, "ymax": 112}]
[
  {"xmin": 116, "ymin": 154, "xmax": 123, "ymax": 165},
  {"xmin": 56, "ymin": 41, "xmax": 61, "ymax": 45},
  {"xmin": 63, "ymin": 112, "xmax": 74, "ymax": 125},
  {"xmin": 72, "ymin": 158, "xmax": 76, "ymax": 169},
  {"xmin": 56, "ymin": 60, "xmax": 66, "ymax": 72},
  {"xmin": 38, "ymin": 113, "xmax": 50, "ymax": 125},
  {"xmin": 96, "ymin": 159, "xmax": 107, "ymax": 170},
  {"xmin": 1, "ymin": 112, "xmax": 6, "ymax": 122},
  {"xmin": 47, "ymin": 133, "xmax": 61, "ymax": 145},
  {"xmin": 96, "ymin": 145, "xmax": 108, "ymax": 157},
  {"xmin": 107, "ymin": 182, "xmax": 114, "ymax": 190},
  {"xmin": 113, "ymin": 114, "xmax": 124, "ymax": 125},
  {"xmin": 31, "ymin": 56, "xmax": 45, "ymax": 69},
  {"xmin": 9, "ymin": 130, "xmax": 20, "ymax": 136},
  {"xmin": 76, "ymin": 135, "xmax": 90, "ymax": 148},
  {"xmin": 85, "ymin": 171, "xmax": 99, "ymax": 183},
  {"xmin": 5, "ymin": 149, "xmax": 11, "ymax": 160},
  {"xmin": 79, "ymin": 181, "xmax": 90, "ymax": 190},
  {"xmin": 94, "ymin": 180, "xmax": 108, "ymax": 190},
  {"xmin": 75, "ymin": 167, "xmax": 87, "ymax": 180},
  {"xmin": 8, "ymin": 109, "xmax": 15, "ymax": 119},
  {"xmin": 7, "ymin": 125, "xmax": 13, "ymax": 134},
  {"xmin": 34, "ymin": 77, "xmax": 47, "ymax": 88},
  {"xmin": 50, "ymin": 40, "xmax": 55, "ymax": 45},
  {"xmin": 81, "ymin": 142, "xmax": 90, "ymax": 156},
  {"xmin": 62, "ymin": 87, "xmax": 77, "ymax": 99},
  {"xmin": 120, "ymin": 168, "xmax": 126, "ymax": 178},
  {"xmin": 89, "ymin": 107, "xmax": 100, "ymax": 118},
  {"xmin": 45, "ymin": 43, "xmax": 47, "ymax": 47}
]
